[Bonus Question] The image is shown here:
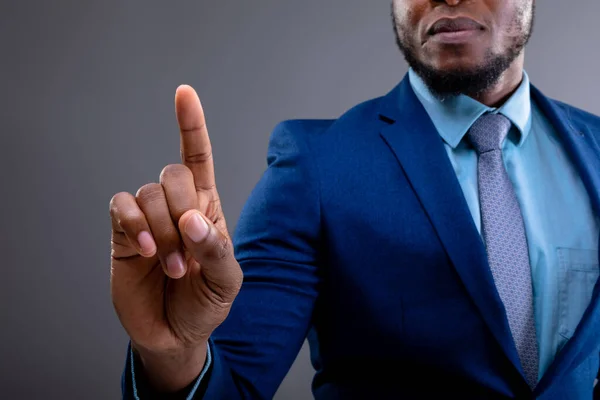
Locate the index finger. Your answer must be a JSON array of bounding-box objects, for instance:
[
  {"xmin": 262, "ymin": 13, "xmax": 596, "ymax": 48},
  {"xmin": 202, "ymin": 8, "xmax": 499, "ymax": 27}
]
[{"xmin": 175, "ymin": 85, "xmax": 216, "ymax": 192}]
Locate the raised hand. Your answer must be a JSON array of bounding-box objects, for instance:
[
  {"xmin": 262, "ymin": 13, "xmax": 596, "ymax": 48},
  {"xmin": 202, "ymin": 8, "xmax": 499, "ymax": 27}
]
[{"xmin": 109, "ymin": 85, "xmax": 243, "ymax": 391}]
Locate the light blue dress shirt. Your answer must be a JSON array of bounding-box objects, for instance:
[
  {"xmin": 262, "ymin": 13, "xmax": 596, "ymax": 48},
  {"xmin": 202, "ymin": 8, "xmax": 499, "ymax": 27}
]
[{"xmin": 409, "ymin": 68, "xmax": 600, "ymax": 378}]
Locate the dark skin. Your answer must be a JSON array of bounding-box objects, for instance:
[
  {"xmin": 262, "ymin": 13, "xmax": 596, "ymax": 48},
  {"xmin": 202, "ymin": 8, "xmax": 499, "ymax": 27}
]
[
  {"xmin": 392, "ymin": 0, "xmax": 534, "ymax": 106},
  {"xmin": 110, "ymin": 0, "xmax": 535, "ymax": 393}
]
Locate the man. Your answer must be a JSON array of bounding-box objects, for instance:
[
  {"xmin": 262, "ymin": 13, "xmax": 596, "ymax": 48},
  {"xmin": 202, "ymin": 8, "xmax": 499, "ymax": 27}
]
[{"xmin": 110, "ymin": 0, "xmax": 600, "ymax": 398}]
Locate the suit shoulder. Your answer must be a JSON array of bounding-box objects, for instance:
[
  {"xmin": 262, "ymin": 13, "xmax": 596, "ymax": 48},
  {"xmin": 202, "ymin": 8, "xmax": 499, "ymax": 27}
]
[
  {"xmin": 273, "ymin": 118, "xmax": 336, "ymax": 138},
  {"xmin": 273, "ymin": 95, "xmax": 385, "ymax": 140}
]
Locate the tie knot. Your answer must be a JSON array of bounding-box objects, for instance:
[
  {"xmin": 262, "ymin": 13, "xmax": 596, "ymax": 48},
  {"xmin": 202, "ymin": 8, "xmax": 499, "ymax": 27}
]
[{"xmin": 468, "ymin": 113, "xmax": 512, "ymax": 154}]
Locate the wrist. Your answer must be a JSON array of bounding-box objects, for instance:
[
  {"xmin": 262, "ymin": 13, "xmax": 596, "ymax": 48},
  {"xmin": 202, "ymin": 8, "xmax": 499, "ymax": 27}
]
[{"xmin": 132, "ymin": 340, "xmax": 208, "ymax": 393}]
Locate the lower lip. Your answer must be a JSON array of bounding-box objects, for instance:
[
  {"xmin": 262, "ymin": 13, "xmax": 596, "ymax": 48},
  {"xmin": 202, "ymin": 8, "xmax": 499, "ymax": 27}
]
[{"xmin": 430, "ymin": 29, "xmax": 482, "ymax": 44}]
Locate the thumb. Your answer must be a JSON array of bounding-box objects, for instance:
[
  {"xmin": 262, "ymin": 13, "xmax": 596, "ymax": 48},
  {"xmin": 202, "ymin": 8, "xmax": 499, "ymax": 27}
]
[{"xmin": 178, "ymin": 210, "xmax": 242, "ymax": 302}]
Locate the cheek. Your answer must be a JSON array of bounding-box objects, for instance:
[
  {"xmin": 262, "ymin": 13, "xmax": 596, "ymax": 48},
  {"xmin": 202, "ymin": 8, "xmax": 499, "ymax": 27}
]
[
  {"xmin": 492, "ymin": 2, "xmax": 531, "ymax": 43},
  {"xmin": 512, "ymin": 3, "xmax": 533, "ymax": 35},
  {"xmin": 393, "ymin": 0, "xmax": 429, "ymax": 36}
]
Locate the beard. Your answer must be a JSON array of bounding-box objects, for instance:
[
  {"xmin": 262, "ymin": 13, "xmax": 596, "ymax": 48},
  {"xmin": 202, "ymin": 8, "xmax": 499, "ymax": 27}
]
[{"xmin": 392, "ymin": 3, "xmax": 535, "ymax": 100}]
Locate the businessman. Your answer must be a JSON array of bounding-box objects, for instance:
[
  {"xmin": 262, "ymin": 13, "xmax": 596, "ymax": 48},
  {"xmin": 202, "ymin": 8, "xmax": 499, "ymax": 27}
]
[{"xmin": 110, "ymin": 0, "xmax": 600, "ymax": 398}]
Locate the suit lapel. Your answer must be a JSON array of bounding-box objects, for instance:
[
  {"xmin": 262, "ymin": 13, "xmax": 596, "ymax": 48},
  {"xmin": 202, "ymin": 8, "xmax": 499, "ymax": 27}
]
[
  {"xmin": 377, "ymin": 76, "xmax": 524, "ymax": 377},
  {"xmin": 530, "ymin": 85, "xmax": 600, "ymax": 397}
]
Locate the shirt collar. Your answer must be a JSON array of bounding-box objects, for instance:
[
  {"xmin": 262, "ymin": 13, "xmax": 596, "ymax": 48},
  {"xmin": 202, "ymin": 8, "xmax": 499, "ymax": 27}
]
[{"xmin": 408, "ymin": 68, "xmax": 532, "ymax": 149}]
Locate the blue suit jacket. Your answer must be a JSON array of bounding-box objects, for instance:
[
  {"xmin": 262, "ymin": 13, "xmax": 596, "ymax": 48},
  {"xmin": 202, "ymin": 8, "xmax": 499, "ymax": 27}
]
[{"xmin": 123, "ymin": 75, "xmax": 600, "ymax": 399}]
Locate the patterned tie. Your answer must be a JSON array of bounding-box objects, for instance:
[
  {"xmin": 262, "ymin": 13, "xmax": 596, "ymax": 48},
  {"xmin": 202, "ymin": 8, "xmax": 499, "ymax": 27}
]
[{"xmin": 468, "ymin": 113, "xmax": 539, "ymax": 388}]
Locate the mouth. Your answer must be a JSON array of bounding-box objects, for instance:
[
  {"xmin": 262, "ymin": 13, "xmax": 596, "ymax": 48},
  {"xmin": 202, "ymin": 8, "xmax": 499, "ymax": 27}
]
[{"xmin": 426, "ymin": 17, "xmax": 485, "ymax": 44}]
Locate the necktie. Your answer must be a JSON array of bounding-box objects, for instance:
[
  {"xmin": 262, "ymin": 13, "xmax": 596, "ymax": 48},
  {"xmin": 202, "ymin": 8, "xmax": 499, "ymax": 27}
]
[{"xmin": 468, "ymin": 113, "xmax": 539, "ymax": 388}]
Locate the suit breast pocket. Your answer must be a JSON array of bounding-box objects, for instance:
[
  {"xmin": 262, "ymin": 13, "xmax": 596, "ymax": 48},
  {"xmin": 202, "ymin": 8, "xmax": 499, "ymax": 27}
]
[{"xmin": 557, "ymin": 247, "xmax": 599, "ymax": 339}]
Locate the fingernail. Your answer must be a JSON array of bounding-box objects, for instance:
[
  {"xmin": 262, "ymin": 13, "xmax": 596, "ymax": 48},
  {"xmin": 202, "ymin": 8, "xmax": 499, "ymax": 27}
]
[
  {"xmin": 185, "ymin": 213, "xmax": 209, "ymax": 243},
  {"xmin": 166, "ymin": 252, "xmax": 186, "ymax": 278},
  {"xmin": 137, "ymin": 231, "xmax": 156, "ymax": 256}
]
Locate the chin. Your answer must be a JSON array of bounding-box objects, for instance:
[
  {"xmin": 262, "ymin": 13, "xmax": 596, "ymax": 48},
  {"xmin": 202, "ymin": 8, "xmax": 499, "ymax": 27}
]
[{"xmin": 427, "ymin": 56, "xmax": 485, "ymax": 75}]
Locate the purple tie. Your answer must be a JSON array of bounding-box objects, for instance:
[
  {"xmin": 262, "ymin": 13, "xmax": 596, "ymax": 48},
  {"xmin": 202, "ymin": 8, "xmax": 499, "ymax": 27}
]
[{"xmin": 468, "ymin": 113, "xmax": 539, "ymax": 388}]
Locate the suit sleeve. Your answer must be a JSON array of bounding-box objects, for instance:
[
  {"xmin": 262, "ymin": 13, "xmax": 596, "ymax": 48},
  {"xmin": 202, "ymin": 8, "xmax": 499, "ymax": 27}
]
[
  {"xmin": 122, "ymin": 341, "xmax": 212, "ymax": 400},
  {"xmin": 122, "ymin": 121, "xmax": 323, "ymax": 399}
]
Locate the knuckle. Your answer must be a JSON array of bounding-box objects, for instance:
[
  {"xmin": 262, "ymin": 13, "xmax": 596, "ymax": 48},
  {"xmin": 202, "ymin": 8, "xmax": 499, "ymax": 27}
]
[
  {"xmin": 110, "ymin": 193, "xmax": 141, "ymax": 233},
  {"xmin": 159, "ymin": 164, "xmax": 192, "ymax": 183},
  {"xmin": 204, "ymin": 198, "xmax": 222, "ymax": 220},
  {"xmin": 201, "ymin": 274, "xmax": 241, "ymax": 306},
  {"xmin": 182, "ymin": 148, "xmax": 213, "ymax": 165},
  {"xmin": 135, "ymin": 183, "xmax": 164, "ymax": 202},
  {"xmin": 196, "ymin": 183, "xmax": 217, "ymax": 193},
  {"xmin": 117, "ymin": 210, "xmax": 143, "ymax": 232},
  {"xmin": 210, "ymin": 235, "xmax": 231, "ymax": 261},
  {"xmin": 109, "ymin": 192, "xmax": 129, "ymax": 216},
  {"xmin": 180, "ymin": 123, "xmax": 207, "ymax": 138},
  {"xmin": 194, "ymin": 182, "xmax": 217, "ymax": 195}
]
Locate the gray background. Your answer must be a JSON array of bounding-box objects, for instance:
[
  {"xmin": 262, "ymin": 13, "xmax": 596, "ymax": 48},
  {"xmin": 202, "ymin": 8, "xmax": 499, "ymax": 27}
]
[{"xmin": 1, "ymin": 1, "xmax": 599, "ymax": 399}]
